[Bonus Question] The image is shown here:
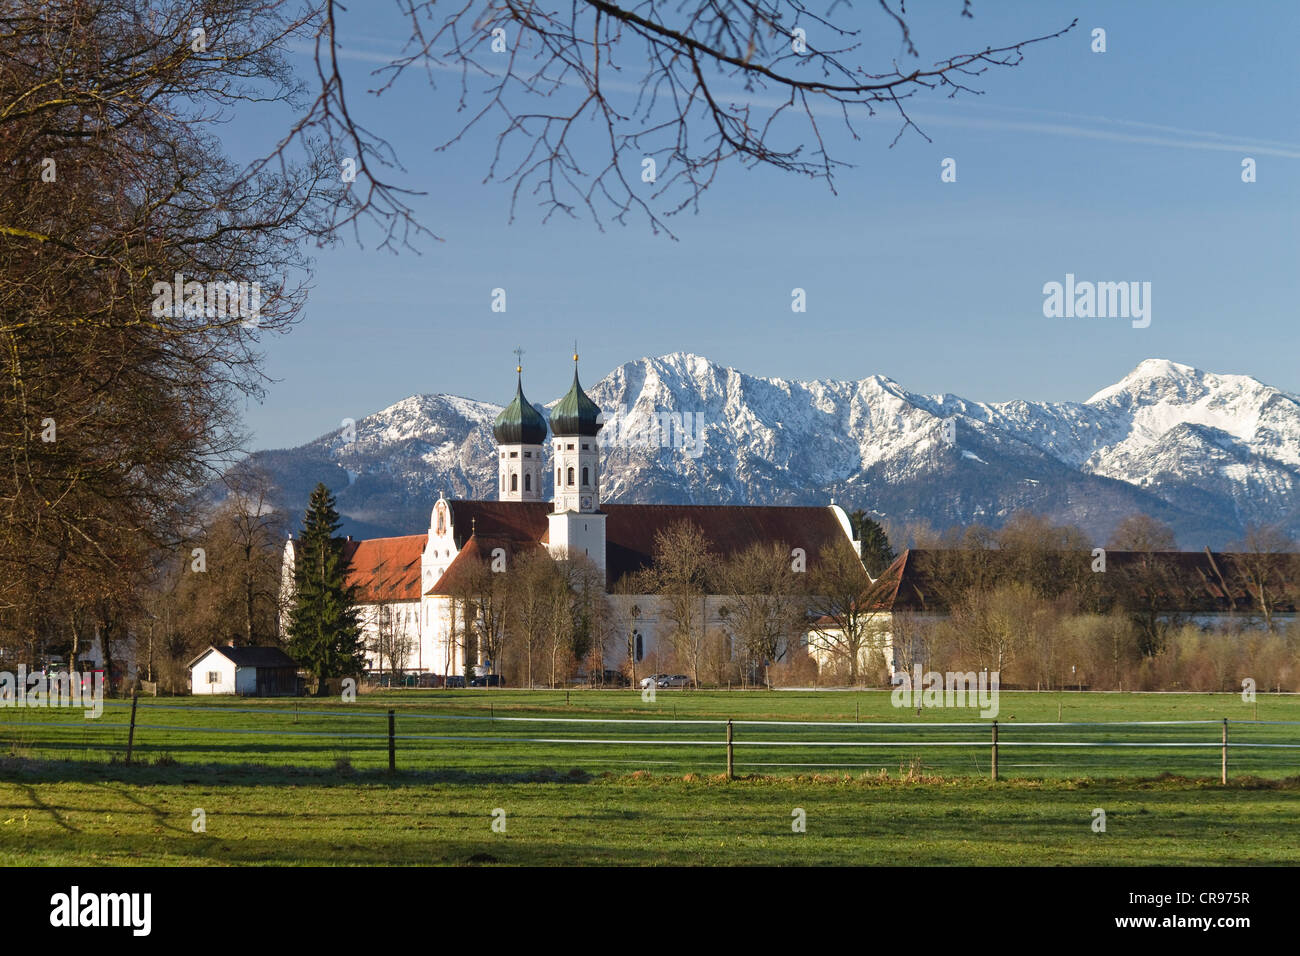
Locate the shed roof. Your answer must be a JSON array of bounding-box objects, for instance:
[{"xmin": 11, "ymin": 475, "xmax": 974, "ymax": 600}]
[{"xmin": 189, "ymin": 645, "xmax": 298, "ymax": 670}]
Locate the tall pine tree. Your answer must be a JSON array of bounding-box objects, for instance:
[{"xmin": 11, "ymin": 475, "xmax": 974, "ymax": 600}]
[
  {"xmin": 848, "ymin": 509, "xmax": 898, "ymax": 578},
  {"xmin": 287, "ymin": 484, "xmax": 366, "ymax": 691}
]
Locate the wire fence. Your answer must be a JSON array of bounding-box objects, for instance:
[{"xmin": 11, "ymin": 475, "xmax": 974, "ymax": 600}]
[{"xmin": 4, "ymin": 697, "xmax": 1300, "ymax": 781}]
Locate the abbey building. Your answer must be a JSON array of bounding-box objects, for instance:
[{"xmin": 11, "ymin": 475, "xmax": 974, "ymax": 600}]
[{"xmin": 280, "ymin": 356, "xmax": 865, "ymax": 680}]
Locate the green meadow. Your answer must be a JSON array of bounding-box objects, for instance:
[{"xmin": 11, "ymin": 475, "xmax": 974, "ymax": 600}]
[{"xmin": 1, "ymin": 690, "xmax": 1296, "ymax": 865}]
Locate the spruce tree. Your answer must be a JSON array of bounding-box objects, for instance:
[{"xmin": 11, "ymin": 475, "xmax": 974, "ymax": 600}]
[
  {"xmin": 287, "ymin": 483, "xmax": 366, "ymax": 691},
  {"xmin": 849, "ymin": 509, "xmax": 898, "ymax": 577}
]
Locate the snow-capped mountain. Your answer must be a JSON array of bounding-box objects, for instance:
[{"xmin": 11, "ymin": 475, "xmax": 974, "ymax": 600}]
[{"xmin": 243, "ymin": 354, "xmax": 1300, "ymax": 547}]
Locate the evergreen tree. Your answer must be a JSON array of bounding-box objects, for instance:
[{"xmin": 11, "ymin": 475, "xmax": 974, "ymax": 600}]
[
  {"xmin": 848, "ymin": 509, "xmax": 898, "ymax": 578},
  {"xmin": 287, "ymin": 484, "xmax": 366, "ymax": 691}
]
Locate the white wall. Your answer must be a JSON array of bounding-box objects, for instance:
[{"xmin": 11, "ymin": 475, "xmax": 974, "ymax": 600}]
[{"xmin": 191, "ymin": 650, "xmax": 236, "ymax": 695}]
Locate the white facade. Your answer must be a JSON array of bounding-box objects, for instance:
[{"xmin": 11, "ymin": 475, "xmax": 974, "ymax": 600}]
[
  {"xmin": 499, "ymin": 442, "xmax": 544, "ymax": 502},
  {"xmin": 551, "ymin": 434, "xmax": 600, "ymax": 514},
  {"xmin": 190, "ymin": 648, "xmax": 237, "ymax": 695},
  {"xmin": 548, "ymin": 511, "xmax": 607, "ymax": 575}
]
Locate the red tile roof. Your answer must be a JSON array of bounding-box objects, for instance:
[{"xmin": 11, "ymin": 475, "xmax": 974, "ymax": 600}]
[
  {"xmin": 603, "ymin": 503, "xmax": 857, "ymax": 586},
  {"xmin": 343, "ymin": 534, "xmax": 427, "ymax": 602},
  {"xmin": 423, "ymin": 500, "xmax": 859, "ymax": 592},
  {"xmin": 427, "ymin": 533, "xmax": 547, "ymax": 595}
]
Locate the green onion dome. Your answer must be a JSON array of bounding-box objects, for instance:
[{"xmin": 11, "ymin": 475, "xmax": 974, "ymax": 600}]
[
  {"xmin": 493, "ymin": 373, "xmax": 548, "ymax": 445},
  {"xmin": 550, "ymin": 363, "xmax": 602, "ymax": 437}
]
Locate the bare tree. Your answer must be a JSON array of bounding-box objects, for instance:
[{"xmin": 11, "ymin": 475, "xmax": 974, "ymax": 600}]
[
  {"xmin": 505, "ymin": 548, "xmax": 565, "ymax": 687},
  {"xmin": 283, "ymin": 2, "xmax": 1075, "ymax": 241},
  {"xmin": 1231, "ymin": 525, "xmax": 1298, "ymax": 633},
  {"xmin": 719, "ymin": 541, "xmax": 805, "ymax": 686},
  {"xmin": 0, "ymin": 1, "xmax": 333, "ymax": 645},
  {"xmin": 1108, "ymin": 513, "xmax": 1178, "ymax": 553},
  {"xmin": 370, "ymin": 604, "xmax": 417, "ymax": 679},
  {"xmin": 1106, "ymin": 515, "xmax": 1182, "ymax": 656},
  {"xmin": 647, "ymin": 520, "xmax": 714, "ymax": 685},
  {"xmin": 806, "ymin": 538, "xmax": 877, "ymax": 684},
  {"xmin": 465, "ymin": 558, "xmax": 511, "ymax": 678}
]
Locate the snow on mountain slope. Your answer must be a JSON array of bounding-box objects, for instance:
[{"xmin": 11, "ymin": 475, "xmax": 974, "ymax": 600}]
[{"xmin": 243, "ymin": 353, "xmax": 1300, "ymax": 547}]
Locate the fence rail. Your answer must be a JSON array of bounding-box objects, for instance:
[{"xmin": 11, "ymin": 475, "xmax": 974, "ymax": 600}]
[{"xmin": 4, "ymin": 698, "xmax": 1300, "ymax": 781}]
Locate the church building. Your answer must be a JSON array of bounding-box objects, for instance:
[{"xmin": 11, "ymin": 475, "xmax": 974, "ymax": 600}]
[{"xmin": 280, "ymin": 355, "xmax": 870, "ymax": 681}]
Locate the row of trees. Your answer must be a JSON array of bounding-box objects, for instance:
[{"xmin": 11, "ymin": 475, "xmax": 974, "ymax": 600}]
[
  {"xmin": 885, "ymin": 512, "xmax": 1300, "ymax": 691},
  {"xmin": 432, "ymin": 516, "xmax": 878, "ymax": 689},
  {"xmin": 0, "ymin": 2, "xmax": 326, "ymax": 682}
]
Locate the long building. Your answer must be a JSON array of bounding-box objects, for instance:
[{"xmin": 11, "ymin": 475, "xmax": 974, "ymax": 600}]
[{"xmin": 280, "ymin": 355, "xmax": 867, "ymax": 680}]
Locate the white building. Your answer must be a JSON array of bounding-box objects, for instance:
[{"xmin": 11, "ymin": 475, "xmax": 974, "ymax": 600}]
[
  {"xmin": 189, "ymin": 645, "xmax": 299, "ymax": 696},
  {"xmin": 280, "ymin": 356, "xmax": 870, "ymax": 681}
]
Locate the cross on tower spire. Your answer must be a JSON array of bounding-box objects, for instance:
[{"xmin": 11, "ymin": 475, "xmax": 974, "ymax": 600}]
[{"xmin": 513, "ymin": 345, "xmax": 524, "ymax": 375}]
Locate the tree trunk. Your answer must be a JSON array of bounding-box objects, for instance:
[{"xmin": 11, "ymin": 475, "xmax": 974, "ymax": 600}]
[{"xmin": 68, "ymin": 612, "xmax": 82, "ymax": 675}]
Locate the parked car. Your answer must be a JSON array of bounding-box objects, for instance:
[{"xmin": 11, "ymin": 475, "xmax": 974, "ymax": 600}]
[
  {"xmin": 601, "ymin": 669, "xmax": 630, "ymax": 687},
  {"xmin": 417, "ymin": 673, "xmax": 441, "ymax": 688},
  {"xmin": 444, "ymin": 675, "xmax": 467, "ymax": 688},
  {"xmin": 470, "ymin": 674, "xmax": 505, "ymax": 687},
  {"xmin": 657, "ymin": 675, "xmax": 690, "ymax": 688},
  {"xmin": 638, "ymin": 674, "xmax": 665, "ymax": 690}
]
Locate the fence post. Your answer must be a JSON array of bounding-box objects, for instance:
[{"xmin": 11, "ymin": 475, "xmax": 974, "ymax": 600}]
[
  {"xmin": 991, "ymin": 720, "xmax": 999, "ymax": 782},
  {"xmin": 125, "ymin": 689, "xmax": 139, "ymax": 765},
  {"xmin": 726, "ymin": 720, "xmax": 734, "ymax": 781},
  {"xmin": 1221, "ymin": 718, "xmax": 1227, "ymax": 785},
  {"xmin": 388, "ymin": 709, "xmax": 396, "ymax": 774}
]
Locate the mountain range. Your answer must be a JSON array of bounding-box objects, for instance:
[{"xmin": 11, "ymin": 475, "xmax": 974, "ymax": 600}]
[{"xmin": 240, "ymin": 354, "xmax": 1300, "ymax": 548}]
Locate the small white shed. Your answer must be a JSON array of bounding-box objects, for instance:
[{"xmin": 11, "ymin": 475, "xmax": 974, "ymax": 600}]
[{"xmin": 188, "ymin": 645, "xmax": 299, "ymax": 696}]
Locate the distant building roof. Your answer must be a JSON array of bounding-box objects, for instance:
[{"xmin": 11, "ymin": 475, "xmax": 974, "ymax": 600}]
[
  {"xmin": 871, "ymin": 547, "xmax": 1300, "ymax": 615},
  {"xmin": 343, "ymin": 534, "xmax": 427, "ymax": 602}
]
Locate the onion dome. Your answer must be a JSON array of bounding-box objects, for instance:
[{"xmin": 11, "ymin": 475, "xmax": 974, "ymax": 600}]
[
  {"xmin": 551, "ymin": 354, "xmax": 602, "ymax": 437},
  {"xmin": 493, "ymin": 369, "xmax": 547, "ymax": 445}
]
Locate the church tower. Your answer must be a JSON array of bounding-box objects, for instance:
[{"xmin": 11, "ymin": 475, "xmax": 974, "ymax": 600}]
[
  {"xmin": 492, "ymin": 355, "xmax": 547, "ymax": 502},
  {"xmin": 548, "ymin": 351, "xmax": 606, "ymax": 573}
]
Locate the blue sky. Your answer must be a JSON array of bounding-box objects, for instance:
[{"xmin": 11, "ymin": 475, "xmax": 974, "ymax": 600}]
[{"xmin": 233, "ymin": 1, "xmax": 1299, "ymax": 451}]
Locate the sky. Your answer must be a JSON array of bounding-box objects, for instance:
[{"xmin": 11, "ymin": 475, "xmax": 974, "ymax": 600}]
[{"xmin": 229, "ymin": 1, "xmax": 1300, "ymax": 451}]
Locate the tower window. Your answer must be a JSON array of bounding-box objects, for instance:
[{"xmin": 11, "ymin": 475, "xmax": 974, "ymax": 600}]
[
  {"xmin": 509, "ymin": 451, "xmax": 518, "ymax": 459},
  {"xmin": 510, "ymin": 473, "xmax": 518, "ymax": 492},
  {"xmin": 556, "ymin": 468, "xmax": 561, "ymax": 485},
  {"xmin": 635, "ymin": 632, "xmax": 643, "ymax": 662},
  {"xmin": 566, "ymin": 467, "xmax": 575, "ymax": 486},
  {"xmin": 582, "ymin": 443, "xmax": 589, "ymax": 450},
  {"xmin": 524, "ymin": 473, "xmax": 531, "ymax": 492},
  {"xmin": 581, "ymin": 466, "xmax": 589, "ymax": 486},
  {"xmin": 524, "ymin": 451, "xmax": 531, "ymax": 459},
  {"xmin": 567, "ymin": 444, "xmax": 574, "ymax": 451}
]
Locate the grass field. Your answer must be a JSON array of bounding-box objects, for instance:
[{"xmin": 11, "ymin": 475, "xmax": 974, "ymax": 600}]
[
  {"xmin": 1, "ymin": 690, "xmax": 1297, "ymax": 865},
  {"xmin": 3, "ymin": 688, "xmax": 1297, "ymax": 778}
]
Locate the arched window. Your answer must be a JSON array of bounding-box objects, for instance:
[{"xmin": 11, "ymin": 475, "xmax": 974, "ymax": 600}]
[
  {"xmin": 567, "ymin": 467, "xmax": 575, "ymax": 486},
  {"xmin": 581, "ymin": 466, "xmax": 589, "ymax": 486},
  {"xmin": 634, "ymin": 632, "xmax": 644, "ymax": 662},
  {"xmin": 510, "ymin": 473, "xmax": 518, "ymax": 492},
  {"xmin": 556, "ymin": 468, "xmax": 561, "ymax": 486},
  {"xmin": 524, "ymin": 473, "xmax": 531, "ymax": 492}
]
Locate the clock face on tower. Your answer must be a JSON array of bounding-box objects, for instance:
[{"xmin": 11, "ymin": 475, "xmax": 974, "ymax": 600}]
[{"xmin": 581, "ymin": 495, "xmax": 592, "ymax": 510}]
